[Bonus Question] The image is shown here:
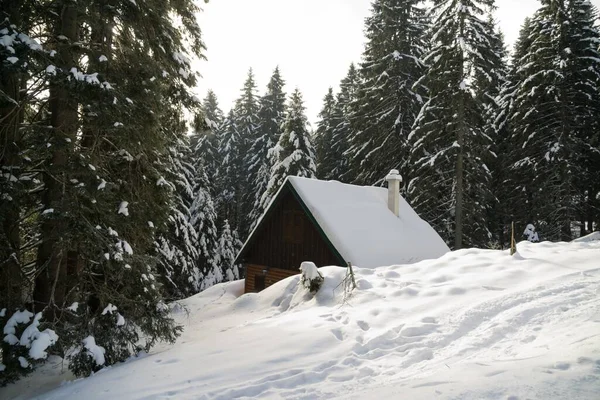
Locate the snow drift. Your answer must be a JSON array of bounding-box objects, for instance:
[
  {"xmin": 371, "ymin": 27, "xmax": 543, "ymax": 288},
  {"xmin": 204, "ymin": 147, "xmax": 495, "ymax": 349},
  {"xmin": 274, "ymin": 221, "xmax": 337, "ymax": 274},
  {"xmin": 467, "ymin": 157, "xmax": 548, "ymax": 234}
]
[{"xmin": 2, "ymin": 239, "xmax": 600, "ymax": 400}]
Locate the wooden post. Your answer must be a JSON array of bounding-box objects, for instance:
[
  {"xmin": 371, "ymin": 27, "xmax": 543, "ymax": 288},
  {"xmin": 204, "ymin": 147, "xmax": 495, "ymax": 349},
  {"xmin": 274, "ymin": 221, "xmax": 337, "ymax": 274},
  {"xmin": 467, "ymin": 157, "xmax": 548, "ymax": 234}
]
[{"xmin": 510, "ymin": 221, "xmax": 516, "ymax": 256}]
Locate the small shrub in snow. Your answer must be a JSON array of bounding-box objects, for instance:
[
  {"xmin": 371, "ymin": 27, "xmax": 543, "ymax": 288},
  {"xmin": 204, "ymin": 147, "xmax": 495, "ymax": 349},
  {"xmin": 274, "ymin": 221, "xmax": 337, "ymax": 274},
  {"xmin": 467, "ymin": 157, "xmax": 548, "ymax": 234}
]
[
  {"xmin": 523, "ymin": 224, "xmax": 540, "ymax": 242},
  {"xmin": 300, "ymin": 262, "xmax": 324, "ymax": 293},
  {"xmin": 1, "ymin": 310, "xmax": 57, "ymax": 386}
]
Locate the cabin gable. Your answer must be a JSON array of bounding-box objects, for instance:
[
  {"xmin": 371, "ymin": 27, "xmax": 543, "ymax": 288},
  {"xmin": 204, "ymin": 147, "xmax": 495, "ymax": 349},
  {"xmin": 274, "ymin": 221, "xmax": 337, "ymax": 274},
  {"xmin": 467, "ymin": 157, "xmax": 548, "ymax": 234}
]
[{"xmin": 238, "ymin": 184, "xmax": 344, "ymax": 293}]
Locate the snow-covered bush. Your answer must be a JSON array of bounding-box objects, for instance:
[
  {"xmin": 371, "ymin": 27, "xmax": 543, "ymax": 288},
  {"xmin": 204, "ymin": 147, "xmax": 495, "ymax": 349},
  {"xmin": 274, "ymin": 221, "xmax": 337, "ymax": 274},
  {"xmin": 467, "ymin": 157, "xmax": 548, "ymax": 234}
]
[
  {"xmin": 67, "ymin": 302, "xmax": 155, "ymax": 377},
  {"xmin": 299, "ymin": 262, "xmax": 324, "ymax": 293},
  {"xmin": 1, "ymin": 310, "xmax": 58, "ymax": 386},
  {"xmin": 523, "ymin": 224, "xmax": 540, "ymax": 242}
]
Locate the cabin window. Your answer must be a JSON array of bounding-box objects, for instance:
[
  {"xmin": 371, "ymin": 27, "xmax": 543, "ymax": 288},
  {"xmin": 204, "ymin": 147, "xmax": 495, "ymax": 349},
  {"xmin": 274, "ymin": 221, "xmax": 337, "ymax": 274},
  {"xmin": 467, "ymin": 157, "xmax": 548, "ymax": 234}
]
[
  {"xmin": 283, "ymin": 210, "xmax": 304, "ymax": 244},
  {"xmin": 254, "ymin": 274, "xmax": 266, "ymax": 292}
]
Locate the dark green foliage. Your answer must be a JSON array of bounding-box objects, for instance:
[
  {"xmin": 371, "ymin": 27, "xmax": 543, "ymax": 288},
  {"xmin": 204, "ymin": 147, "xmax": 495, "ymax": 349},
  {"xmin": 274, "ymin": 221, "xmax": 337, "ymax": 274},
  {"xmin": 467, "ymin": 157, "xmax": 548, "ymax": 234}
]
[
  {"xmin": 501, "ymin": 0, "xmax": 600, "ymax": 241},
  {"xmin": 261, "ymin": 89, "xmax": 316, "ymax": 209},
  {"xmin": 408, "ymin": 0, "xmax": 501, "ymax": 249},
  {"xmin": 0, "ymin": 0, "xmax": 205, "ymax": 382},
  {"xmin": 248, "ymin": 68, "xmax": 287, "ymax": 229},
  {"xmin": 315, "ymin": 88, "xmax": 337, "ymax": 180},
  {"xmin": 318, "ymin": 64, "xmax": 360, "ymax": 182},
  {"xmin": 347, "ymin": 0, "xmax": 428, "ymax": 186}
]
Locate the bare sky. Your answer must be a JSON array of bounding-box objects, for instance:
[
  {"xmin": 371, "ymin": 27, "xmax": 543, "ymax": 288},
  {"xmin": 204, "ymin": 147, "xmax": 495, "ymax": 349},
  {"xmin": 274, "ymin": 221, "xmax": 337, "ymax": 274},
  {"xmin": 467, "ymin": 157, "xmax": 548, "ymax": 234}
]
[{"xmin": 195, "ymin": 0, "xmax": 600, "ymax": 125}]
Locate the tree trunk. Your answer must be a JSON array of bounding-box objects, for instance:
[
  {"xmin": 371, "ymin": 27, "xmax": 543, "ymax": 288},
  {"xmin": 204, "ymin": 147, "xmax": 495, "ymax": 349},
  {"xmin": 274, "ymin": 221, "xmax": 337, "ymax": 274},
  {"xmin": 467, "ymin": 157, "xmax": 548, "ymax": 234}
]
[
  {"xmin": 0, "ymin": 0, "xmax": 25, "ymax": 309},
  {"xmin": 454, "ymin": 14, "xmax": 466, "ymax": 250},
  {"xmin": 34, "ymin": 1, "xmax": 79, "ymax": 315}
]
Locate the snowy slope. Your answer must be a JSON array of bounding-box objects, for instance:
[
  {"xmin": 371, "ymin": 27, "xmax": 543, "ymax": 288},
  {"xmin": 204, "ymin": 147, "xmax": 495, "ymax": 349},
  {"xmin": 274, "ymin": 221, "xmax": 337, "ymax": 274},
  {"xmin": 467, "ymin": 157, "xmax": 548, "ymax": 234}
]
[{"xmin": 3, "ymin": 239, "xmax": 600, "ymax": 400}]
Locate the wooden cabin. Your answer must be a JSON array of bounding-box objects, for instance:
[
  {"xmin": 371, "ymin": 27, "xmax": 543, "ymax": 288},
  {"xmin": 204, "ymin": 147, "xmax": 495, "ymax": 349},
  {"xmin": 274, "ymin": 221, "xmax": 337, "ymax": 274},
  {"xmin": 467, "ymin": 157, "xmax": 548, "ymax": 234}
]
[{"xmin": 236, "ymin": 172, "xmax": 450, "ymax": 293}]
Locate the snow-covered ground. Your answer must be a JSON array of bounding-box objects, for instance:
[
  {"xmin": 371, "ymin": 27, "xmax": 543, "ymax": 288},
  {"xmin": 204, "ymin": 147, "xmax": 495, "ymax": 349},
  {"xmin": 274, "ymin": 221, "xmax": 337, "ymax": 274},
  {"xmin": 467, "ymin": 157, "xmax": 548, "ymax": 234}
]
[{"xmin": 3, "ymin": 238, "xmax": 600, "ymax": 400}]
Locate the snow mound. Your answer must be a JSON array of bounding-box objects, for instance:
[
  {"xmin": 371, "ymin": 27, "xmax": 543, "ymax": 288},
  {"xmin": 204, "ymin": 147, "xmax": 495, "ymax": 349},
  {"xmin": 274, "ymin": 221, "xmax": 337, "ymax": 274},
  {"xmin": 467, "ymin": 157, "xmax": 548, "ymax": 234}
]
[
  {"xmin": 573, "ymin": 231, "xmax": 600, "ymax": 243},
  {"xmin": 3, "ymin": 240, "xmax": 600, "ymax": 400}
]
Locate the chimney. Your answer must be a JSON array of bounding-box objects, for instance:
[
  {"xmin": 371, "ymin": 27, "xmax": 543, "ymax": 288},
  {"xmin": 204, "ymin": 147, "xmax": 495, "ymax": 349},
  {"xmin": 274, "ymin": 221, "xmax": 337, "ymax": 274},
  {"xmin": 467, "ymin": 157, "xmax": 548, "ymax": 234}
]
[{"xmin": 385, "ymin": 169, "xmax": 402, "ymax": 217}]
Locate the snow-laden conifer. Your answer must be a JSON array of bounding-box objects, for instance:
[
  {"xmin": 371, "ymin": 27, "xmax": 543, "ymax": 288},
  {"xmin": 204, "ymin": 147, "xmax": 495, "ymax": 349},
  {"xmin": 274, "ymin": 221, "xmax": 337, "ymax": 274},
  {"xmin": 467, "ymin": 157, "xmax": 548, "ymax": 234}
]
[
  {"xmin": 248, "ymin": 68, "xmax": 287, "ymax": 230},
  {"xmin": 260, "ymin": 89, "xmax": 316, "ymax": 210},
  {"xmin": 347, "ymin": 0, "xmax": 428, "ymax": 185},
  {"xmin": 408, "ymin": 0, "xmax": 501, "ymax": 249}
]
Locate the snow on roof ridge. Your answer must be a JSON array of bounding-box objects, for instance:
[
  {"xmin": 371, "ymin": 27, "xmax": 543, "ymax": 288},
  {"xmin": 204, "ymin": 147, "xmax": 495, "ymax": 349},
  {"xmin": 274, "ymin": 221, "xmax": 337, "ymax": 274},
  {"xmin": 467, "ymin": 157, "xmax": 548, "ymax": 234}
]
[
  {"xmin": 288, "ymin": 175, "xmax": 450, "ymax": 268},
  {"xmin": 236, "ymin": 175, "xmax": 450, "ymax": 268}
]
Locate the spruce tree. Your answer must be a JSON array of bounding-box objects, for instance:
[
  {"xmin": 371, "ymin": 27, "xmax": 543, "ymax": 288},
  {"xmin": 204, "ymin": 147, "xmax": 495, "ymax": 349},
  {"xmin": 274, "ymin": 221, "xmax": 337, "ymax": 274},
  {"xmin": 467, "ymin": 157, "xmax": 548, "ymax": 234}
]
[
  {"xmin": 476, "ymin": 19, "xmax": 509, "ymax": 247},
  {"xmin": 248, "ymin": 67, "xmax": 287, "ymax": 229},
  {"xmin": 190, "ymin": 162, "xmax": 220, "ymax": 291},
  {"xmin": 329, "ymin": 64, "xmax": 360, "ymax": 182},
  {"xmin": 408, "ymin": 0, "xmax": 501, "ymax": 249},
  {"xmin": 0, "ymin": 0, "xmax": 206, "ymax": 380},
  {"xmin": 506, "ymin": 0, "xmax": 600, "ymax": 240},
  {"xmin": 218, "ymin": 220, "xmax": 242, "ymax": 282},
  {"xmin": 234, "ymin": 69, "xmax": 260, "ymax": 238},
  {"xmin": 0, "ymin": 1, "xmax": 48, "ymax": 383},
  {"xmin": 191, "ymin": 91, "xmax": 223, "ymax": 181},
  {"xmin": 347, "ymin": 0, "xmax": 428, "ymax": 186},
  {"xmin": 315, "ymin": 87, "xmax": 337, "ymax": 179},
  {"xmin": 493, "ymin": 19, "xmax": 534, "ymax": 247},
  {"xmin": 260, "ymin": 89, "xmax": 317, "ymax": 209},
  {"xmin": 216, "ymin": 110, "xmax": 243, "ymax": 229},
  {"xmin": 154, "ymin": 133, "xmax": 200, "ymax": 300}
]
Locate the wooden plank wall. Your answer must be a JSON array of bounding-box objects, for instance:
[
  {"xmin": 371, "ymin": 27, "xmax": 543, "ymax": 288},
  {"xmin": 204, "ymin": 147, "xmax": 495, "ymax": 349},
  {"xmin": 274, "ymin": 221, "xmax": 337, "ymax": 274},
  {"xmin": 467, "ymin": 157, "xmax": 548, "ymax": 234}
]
[
  {"xmin": 245, "ymin": 264, "xmax": 299, "ymax": 293},
  {"xmin": 243, "ymin": 189, "xmax": 341, "ymax": 271}
]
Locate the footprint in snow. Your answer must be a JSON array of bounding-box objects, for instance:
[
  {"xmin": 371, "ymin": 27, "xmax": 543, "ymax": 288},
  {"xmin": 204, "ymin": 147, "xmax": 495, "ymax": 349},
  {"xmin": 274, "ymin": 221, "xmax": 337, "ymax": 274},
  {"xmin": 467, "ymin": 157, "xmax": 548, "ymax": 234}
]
[
  {"xmin": 482, "ymin": 285, "xmax": 505, "ymax": 291},
  {"xmin": 400, "ymin": 324, "xmax": 438, "ymax": 337},
  {"xmin": 551, "ymin": 362, "xmax": 570, "ymax": 370},
  {"xmin": 447, "ymin": 287, "xmax": 467, "ymax": 295},
  {"xmin": 356, "ymin": 321, "xmax": 370, "ymax": 331},
  {"xmin": 331, "ymin": 328, "xmax": 344, "ymax": 341}
]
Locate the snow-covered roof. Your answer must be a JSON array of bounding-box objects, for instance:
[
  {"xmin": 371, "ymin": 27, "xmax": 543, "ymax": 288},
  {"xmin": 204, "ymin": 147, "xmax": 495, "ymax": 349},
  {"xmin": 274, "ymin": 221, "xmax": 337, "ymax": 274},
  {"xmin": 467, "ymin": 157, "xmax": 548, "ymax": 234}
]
[{"xmin": 240, "ymin": 176, "xmax": 449, "ymax": 268}]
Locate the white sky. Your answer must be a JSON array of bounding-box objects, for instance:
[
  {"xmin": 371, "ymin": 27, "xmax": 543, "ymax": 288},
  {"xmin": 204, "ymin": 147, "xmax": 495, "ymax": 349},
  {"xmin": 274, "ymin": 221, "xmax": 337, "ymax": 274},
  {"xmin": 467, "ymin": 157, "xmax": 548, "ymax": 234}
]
[{"xmin": 195, "ymin": 0, "xmax": 600, "ymax": 125}]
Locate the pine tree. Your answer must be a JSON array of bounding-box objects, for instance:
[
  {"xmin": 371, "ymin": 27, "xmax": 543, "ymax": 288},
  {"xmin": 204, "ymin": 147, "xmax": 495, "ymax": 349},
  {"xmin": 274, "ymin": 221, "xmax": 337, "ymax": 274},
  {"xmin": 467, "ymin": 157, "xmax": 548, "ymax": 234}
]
[
  {"xmin": 408, "ymin": 0, "xmax": 501, "ymax": 249},
  {"xmin": 234, "ymin": 69, "xmax": 260, "ymax": 238},
  {"xmin": 248, "ymin": 67, "xmax": 287, "ymax": 229},
  {"xmin": 347, "ymin": 0, "xmax": 428, "ymax": 186},
  {"xmin": 329, "ymin": 64, "xmax": 360, "ymax": 182},
  {"xmin": 314, "ymin": 87, "xmax": 337, "ymax": 179},
  {"xmin": 190, "ymin": 162, "xmax": 220, "ymax": 291},
  {"xmin": 505, "ymin": 0, "xmax": 600, "ymax": 240},
  {"xmin": 0, "ymin": 0, "xmax": 206, "ymax": 380},
  {"xmin": 191, "ymin": 91, "xmax": 223, "ymax": 181},
  {"xmin": 218, "ymin": 220, "xmax": 242, "ymax": 283},
  {"xmin": 493, "ymin": 18, "xmax": 534, "ymax": 247},
  {"xmin": 154, "ymin": 133, "xmax": 200, "ymax": 300},
  {"xmin": 260, "ymin": 89, "xmax": 317, "ymax": 209},
  {"xmin": 216, "ymin": 110, "xmax": 243, "ymax": 229},
  {"xmin": 476, "ymin": 18, "xmax": 509, "ymax": 247}
]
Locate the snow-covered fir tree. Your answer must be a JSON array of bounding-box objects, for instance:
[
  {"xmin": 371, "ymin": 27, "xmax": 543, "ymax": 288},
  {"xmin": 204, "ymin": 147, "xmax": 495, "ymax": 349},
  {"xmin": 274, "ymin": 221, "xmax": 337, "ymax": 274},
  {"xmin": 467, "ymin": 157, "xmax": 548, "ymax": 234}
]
[
  {"xmin": 217, "ymin": 220, "xmax": 243, "ymax": 283},
  {"xmin": 0, "ymin": 0, "xmax": 205, "ymax": 380},
  {"xmin": 215, "ymin": 110, "xmax": 243, "ymax": 230},
  {"xmin": 504, "ymin": 0, "xmax": 600, "ymax": 240},
  {"xmin": 314, "ymin": 87, "xmax": 337, "ymax": 179},
  {"xmin": 154, "ymin": 134, "xmax": 201, "ymax": 300},
  {"xmin": 346, "ymin": 0, "xmax": 428, "ymax": 186},
  {"xmin": 234, "ymin": 69, "xmax": 260, "ymax": 238},
  {"xmin": 260, "ymin": 89, "xmax": 317, "ymax": 209},
  {"xmin": 190, "ymin": 163, "xmax": 221, "ymax": 291},
  {"xmin": 408, "ymin": 0, "xmax": 501, "ymax": 249},
  {"xmin": 191, "ymin": 91, "xmax": 223, "ymax": 181},
  {"xmin": 248, "ymin": 68, "xmax": 287, "ymax": 230},
  {"xmin": 492, "ymin": 19, "xmax": 534, "ymax": 247},
  {"xmin": 476, "ymin": 19, "xmax": 509, "ymax": 247},
  {"xmin": 326, "ymin": 64, "xmax": 361, "ymax": 182}
]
